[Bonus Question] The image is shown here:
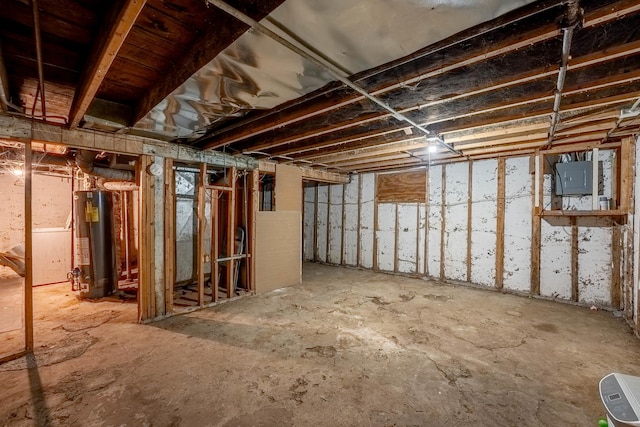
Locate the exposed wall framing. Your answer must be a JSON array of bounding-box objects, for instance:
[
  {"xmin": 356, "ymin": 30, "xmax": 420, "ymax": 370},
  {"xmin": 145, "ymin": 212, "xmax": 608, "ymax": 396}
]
[{"xmin": 304, "ymin": 143, "xmax": 639, "ymax": 314}]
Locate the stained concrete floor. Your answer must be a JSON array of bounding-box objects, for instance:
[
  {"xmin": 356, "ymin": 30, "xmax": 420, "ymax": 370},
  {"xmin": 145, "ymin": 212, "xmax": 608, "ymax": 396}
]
[{"xmin": 2, "ymin": 263, "xmax": 640, "ymax": 426}]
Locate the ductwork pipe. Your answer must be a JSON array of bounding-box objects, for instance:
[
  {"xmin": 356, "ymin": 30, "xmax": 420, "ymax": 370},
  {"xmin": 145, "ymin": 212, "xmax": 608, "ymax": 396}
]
[
  {"xmin": 100, "ymin": 181, "xmax": 138, "ymax": 191},
  {"xmin": 75, "ymin": 150, "xmax": 135, "ymax": 181}
]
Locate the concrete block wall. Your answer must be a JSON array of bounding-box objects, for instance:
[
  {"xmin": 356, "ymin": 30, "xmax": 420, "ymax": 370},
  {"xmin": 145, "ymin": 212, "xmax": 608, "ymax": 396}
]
[{"xmin": 304, "ymin": 150, "xmax": 637, "ymax": 311}]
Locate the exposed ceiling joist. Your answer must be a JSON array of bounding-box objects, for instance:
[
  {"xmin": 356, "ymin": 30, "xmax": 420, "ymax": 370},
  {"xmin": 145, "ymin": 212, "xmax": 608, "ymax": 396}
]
[
  {"xmin": 132, "ymin": 0, "xmax": 288, "ymax": 125},
  {"xmin": 197, "ymin": 0, "xmax": 566, "ymax": 149},
  {"xmin": 198, "ymin": 0, "xmax": 640, "ymax": 153},
  {"xmin": 0, "ymin": 39, "xmax": 15, "ymax": 112},
  {"xmin": 68, "ymin": 0, "xmax": 147, "ymax": 128}
]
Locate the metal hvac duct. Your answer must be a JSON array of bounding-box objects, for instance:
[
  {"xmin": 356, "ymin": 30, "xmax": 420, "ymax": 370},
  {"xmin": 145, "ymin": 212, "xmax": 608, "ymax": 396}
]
[{"xmin": 75, "ymin": 150, "xmax": 135, "ymax": 181}]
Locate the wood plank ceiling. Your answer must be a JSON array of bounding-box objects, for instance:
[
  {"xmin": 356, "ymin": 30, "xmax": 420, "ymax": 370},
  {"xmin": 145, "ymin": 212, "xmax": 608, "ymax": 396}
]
[{"xmin": 1, "ymin": 0, "xmax": 640, "ymax": 173}]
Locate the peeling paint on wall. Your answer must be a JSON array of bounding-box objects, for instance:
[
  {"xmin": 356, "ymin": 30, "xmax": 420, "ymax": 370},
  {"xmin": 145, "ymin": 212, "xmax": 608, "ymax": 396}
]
[
  {"xmin": 503, "ymin": 156, "xmax": 531, "ymax": 293},
  {"xmin": 470, "ymin": 160, "xmax": 497, "ymax": 287},
  {"xmin": 444, "ymin": 163, "xmax": 468, "ymax": 281}
]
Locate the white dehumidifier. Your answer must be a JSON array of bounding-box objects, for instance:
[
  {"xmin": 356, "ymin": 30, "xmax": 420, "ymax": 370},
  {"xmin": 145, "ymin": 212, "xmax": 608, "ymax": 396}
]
[{"xmin": 600, "ymin": 373, "xmax": 640, "ymax": 427}]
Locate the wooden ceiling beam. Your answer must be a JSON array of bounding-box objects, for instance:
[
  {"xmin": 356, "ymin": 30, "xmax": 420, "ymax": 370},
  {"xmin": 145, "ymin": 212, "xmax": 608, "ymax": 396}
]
[
  {"xmin": 234, "ymin": 41, "xmax": 640, "ymax": 155},
  {"xmin": 349, "ymin": 157, "xmax": 425, "ymax": 173},
  {"xmin": 318, "ymin": 93, "xmax": 637, "ymax": 166},
  {"xmin": 0, "ymin": 39, "xmax": 12, "ymax": 112},
  {"xmin": 68, "ymin": 0, "xmax": 146, "ymax": 128},
  {"xmin": 133, "ymin": 1, "xmax": 286, "ymax": 125},
  {"xmin": 252, "ymin": 76, "xmax": 640, "ymax": 159},
  {"xmin": 306, "ymin": 139, "xmax": 428, "ymax": 164},
  {"xmin": 196, "ymin": 1, "xmax": 565, "ymax": 149},
  {"xmin": 325, "ymin": 152, "xmax": 420, "ymax": 168},
  {"xmin": 273, "ymin": 127, "xmax": 412, "ymax": 157}
]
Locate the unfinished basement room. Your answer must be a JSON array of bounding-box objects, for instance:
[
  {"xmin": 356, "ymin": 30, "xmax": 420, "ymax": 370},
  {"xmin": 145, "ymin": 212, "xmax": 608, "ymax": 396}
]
[{"xmin": 3, "ymin": 0, "xmax": 640, "ymax": 425}]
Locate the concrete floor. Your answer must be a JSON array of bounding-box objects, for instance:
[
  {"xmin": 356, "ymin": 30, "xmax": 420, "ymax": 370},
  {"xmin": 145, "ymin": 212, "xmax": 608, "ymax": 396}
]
[
  {"xmin": 2, "ymin": 263, "xmax": 640, "ymax": 426},
  {"xmin": 0, "ymin": 275, "xmax": 24, "ymax": 358}
]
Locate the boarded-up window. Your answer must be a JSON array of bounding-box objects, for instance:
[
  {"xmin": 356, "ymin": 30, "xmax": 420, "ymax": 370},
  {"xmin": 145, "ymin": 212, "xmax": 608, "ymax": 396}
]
[{"xmin": 376, "ymin": 171, "xmax": 426, "ymax": 203}]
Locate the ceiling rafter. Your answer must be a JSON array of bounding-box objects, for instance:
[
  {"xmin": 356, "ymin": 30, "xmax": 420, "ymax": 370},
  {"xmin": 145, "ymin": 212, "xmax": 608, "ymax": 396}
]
[
  {"xmin": 68, "ymin": 0, "xmax": 147, "ymax": 128},
  {"xmin": 0, "ymin": 39, "xmax": 14, "ymax": 112}
]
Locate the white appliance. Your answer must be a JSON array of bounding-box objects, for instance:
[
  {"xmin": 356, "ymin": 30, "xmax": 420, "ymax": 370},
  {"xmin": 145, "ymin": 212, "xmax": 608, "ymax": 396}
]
[{"xmin": 600, "ymin": 373, "xmax": 640, "ymax": 427}]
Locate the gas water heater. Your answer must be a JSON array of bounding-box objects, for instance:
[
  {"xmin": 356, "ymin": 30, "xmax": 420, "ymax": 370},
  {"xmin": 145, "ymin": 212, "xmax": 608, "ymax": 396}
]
[{"xmin": 70, "ymin": 191, "xmax": 116, "ymax": 298}]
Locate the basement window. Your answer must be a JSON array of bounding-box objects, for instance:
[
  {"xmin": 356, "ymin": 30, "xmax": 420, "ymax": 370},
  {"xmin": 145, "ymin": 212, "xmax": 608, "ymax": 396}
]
[{"xmin": 260, "ymin": 173, "xmax": 275, "ymax": 211}]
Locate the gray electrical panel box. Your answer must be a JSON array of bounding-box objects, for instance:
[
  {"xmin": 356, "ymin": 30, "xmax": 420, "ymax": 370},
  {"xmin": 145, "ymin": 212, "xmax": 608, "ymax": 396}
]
[{"xmin": 554, "ymin": 161, "xmax": 593, "ymax": 195}]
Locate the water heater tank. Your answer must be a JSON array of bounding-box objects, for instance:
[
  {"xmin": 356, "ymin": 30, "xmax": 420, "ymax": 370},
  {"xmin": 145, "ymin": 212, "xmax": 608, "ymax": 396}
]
[{"xmin": 74, "ymin": 191, "xmax": 116, "ymax": 298}]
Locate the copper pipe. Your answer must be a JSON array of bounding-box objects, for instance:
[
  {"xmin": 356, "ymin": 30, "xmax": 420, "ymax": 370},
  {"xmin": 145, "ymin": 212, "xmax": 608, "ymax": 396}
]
[{"xmin": 31, "ymin": 0, "xmax": 46, "ymax": 119}]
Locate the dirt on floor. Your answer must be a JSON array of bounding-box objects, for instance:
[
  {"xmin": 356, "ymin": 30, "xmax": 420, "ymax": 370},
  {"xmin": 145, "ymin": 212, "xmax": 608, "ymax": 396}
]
[{"xmin": 1, "ymin": 263, "xmax": 640, "ymax": 426}]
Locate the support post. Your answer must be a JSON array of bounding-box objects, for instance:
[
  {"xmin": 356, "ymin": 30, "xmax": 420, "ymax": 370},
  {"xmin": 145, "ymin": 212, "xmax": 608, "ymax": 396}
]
[
  {"xmin": 164, "ymin": 158, "xmax": 175, "ymax": 314},
  {"xmin": 496, "ymin": 157, "xmax": 506, "ymax": 290},
  {"xmin": 571, "ymin": 217, "xmax": 579, "ymax": 302},
  {"xmin": 440, "ymin": 165, "xmax": 446, "ymax": 281},
  {"xmin": 25, "ymin": 141, "xmax": 33, "ymax": 351},
  {"xmin": 226, "ymin": 167, "xmax": 237, "ymax": 297},
  {"xmin": 196, "ymin": 163, "xmax": 206, "ymax": 305},
  {"xmin": 467, "ymin": 161, "xmax": 473, "ymax": 282}
]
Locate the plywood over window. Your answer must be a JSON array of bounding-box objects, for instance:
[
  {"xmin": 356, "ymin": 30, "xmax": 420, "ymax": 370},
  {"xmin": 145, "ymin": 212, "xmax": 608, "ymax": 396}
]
[{"xmin": 376, "ymin": 171, "xmax": 426, "ymax": 203}]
